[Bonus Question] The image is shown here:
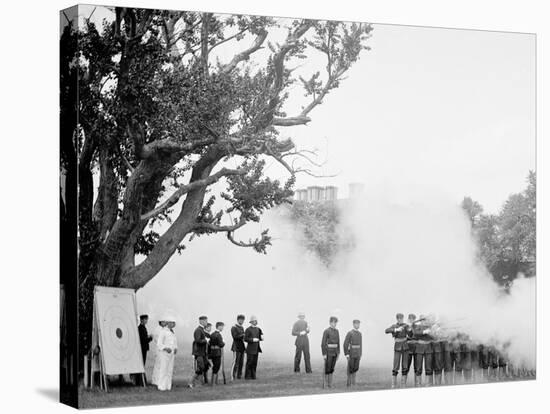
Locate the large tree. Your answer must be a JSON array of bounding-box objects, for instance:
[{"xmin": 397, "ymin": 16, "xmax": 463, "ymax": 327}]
[{"xmin": 60, "ymin": 7, "xmax": 372, "ymax": 348}]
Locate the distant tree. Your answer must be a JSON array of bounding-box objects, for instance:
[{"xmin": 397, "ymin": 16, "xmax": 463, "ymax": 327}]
[
  {"xmin": 60, "ymin": 7, "xmax": 373, "ymax": 349},
  {"xmin": 498, "ymin": 172, "xmax": 536, "ymax": 264},
  {"xmin": 288, "ymin": 201, "xmax": 343, "ymax": 267},
  {"xmin": 462, "ymin": 171, "xmax": 536, "ymax": 283},
  {"xmin": 461, "ymin": 196, "xmax": 484, "ymax": 226}
]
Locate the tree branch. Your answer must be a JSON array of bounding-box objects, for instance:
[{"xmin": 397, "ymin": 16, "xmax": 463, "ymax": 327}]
[
  {"xmin": 140, "ymin": 136, "xmax": 217, "ymax": 158},
  {"xmin": 141, "ymin": 167, "xmax": 246, "ymax": 221},
  {"xmin": 222, "ymin": 29, "xmax": 268, "ymax": 74},
  {"xmin": 272, "ymin": 115, "xmax": 312, "ymax": 126},
  {"xmin": 208, "ymin": 27, "xmax": 248, "ymax": 53},
  {"xmin": 258, "ymin": 21, "xmax": 314, "ymax": 128},
  {"xmin": 200, "ymin": 13, "xmax": 213, "ymax": 73},
  {"xmin": 194, "ymin": 216, "xmax": 247, "ymax": 232},
  {"xmin": 274, "ymin": 67, "xmax": 345, "ymax": 127},
  {"xmin": 227, "ymin": 228, "xmax": 271, "ymax": 253}
]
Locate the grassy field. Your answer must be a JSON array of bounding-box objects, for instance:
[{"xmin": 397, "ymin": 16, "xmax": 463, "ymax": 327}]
[{"xmin": 79, "ymin": 354, "xmax": 534, "ymax": 408}]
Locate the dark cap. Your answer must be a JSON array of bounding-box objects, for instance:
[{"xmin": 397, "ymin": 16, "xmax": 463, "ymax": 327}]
[
  {"xmin": 216, "ymin": 322, "xmax": 224, "ymax": 328},
  {"xmin": 396, "ymin": 313, "xmax": 404, "ymax": 319},
  {"xmin": 139, "ymin": 314, "xmax": 149, "ymax": 320},
  {"xmin": 408, "ymin": 313, "xmax": 416, "ymax": 320},
  {"xmin": 329, "ymin": 316, "xmax": 338, "ymax": 323},
  {"xmin": 237, "ymin": 314, "xmax": 245, "ymax": 320},
  {"xmin": 199, "ymin": 315, "xmax": 208, "ymax": 321},
  {"xmin": 353, "ymin": 319, "xmax": 360, "ymax": 324}
]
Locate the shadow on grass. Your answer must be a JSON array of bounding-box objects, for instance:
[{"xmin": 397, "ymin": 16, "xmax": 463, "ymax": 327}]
[{"xmin": 36, "ymin": 388, "xmax": 59, "ymax": 402}]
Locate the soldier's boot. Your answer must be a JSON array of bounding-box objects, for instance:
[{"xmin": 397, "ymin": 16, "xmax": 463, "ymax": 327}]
[
  {"xmin": 211, "ymin": 374, "xmax": 217, "ymax": 386},
  {"xmin": 188, "ymin": 374, "xmax": 200, "ymax": 388},
  {"xmin": 401, "ymin": 374, "xmax": 408, "ymax": 387},
  {"xmin": 346, "ymin": 374, "xmax": 351, "ymax": 387},
  {"xmin": 435, "ymin": 373, "xmax": 442, "ymax": 386},
  {"xmin": 352, "ymin": 372, "xmax": 357, "ymax": 386},
  {"xmin": 328, "ymin": 374, "xmax": 333, "ymax": 388},
  {"xmin": 391, "ymin": 376, "xmax": 397, "ymax": 388},
  {"xmin": 414, "ymin": 375, "xmax": 422, "ymax": 387},
  {"xmin": 425, "ymin": 374, "xmax": 433, "ymax": 387}
]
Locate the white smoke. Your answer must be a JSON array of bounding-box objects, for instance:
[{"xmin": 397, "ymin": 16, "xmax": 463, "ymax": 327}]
[{"xmin": 137, "ymin": 191, "xmax": 536, "ymax": 369}]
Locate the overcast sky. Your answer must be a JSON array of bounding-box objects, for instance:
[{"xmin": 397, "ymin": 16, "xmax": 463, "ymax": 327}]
[
  {"xmin": 280, "ymin": 23, "xmax": 535, "ymax": 213},
  {"xmin": 72, "ymin": 6, "xmax": 535, "ymax": 214}
]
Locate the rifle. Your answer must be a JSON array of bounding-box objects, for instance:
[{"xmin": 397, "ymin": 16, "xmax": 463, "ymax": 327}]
[
  {"xmin": 411, "ymin": 318, "xmax": 426, "ymax": 325},
  {"xmin": 221, "ymin": 350, "xmax": 226, "ymax": 384}
]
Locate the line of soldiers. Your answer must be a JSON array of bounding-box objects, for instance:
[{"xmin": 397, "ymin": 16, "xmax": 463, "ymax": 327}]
[
  {"xmin": 137, "ymin": 311, "xmax": 533, "ymax": 392},
  {"xmin": 292, "ymin": 313, "xmax": 363, "ymax": 389},
  {"xmin": 385, "ymin": 313, "xmax": 528, "ymax": 388}
]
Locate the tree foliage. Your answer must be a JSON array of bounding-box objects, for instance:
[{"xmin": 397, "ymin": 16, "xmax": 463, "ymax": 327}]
[
  {"xmin": 288, "ymin": 201, "xmax": 352, "ymax": 267},
  {"xmin": 462, "ymin": 171, "xmax": 536, "ymax": 283},
  {"xmin": 60, "ymin": 7, "xmax": 372, "ymax": 348}
]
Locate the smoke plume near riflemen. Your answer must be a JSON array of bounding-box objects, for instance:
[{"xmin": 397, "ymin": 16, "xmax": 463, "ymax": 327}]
[{"xmin": 137, "ymin": 191, "xmax": 535, "ymax": 369}]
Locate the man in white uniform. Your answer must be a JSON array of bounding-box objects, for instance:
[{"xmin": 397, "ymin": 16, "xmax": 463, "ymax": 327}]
[{"xmin": 155, "ymin": 315, "xmax": 178, "ymax": 391}]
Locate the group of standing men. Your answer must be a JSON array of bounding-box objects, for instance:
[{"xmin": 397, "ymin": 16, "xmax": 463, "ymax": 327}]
[
  {"xmin": 292, "ymin": 312, "xmax": 364, "ymax": 389},
  {"xmin": 137, "ymin": 313, "xmax": 264, "ymax": 391},
  {"xmin": 385, "ymin": 313, "xmax": 511, "ymax": 388},
  {"xmin": 188, "ymin": 314, "xmax": 265, "ymax": 387}
]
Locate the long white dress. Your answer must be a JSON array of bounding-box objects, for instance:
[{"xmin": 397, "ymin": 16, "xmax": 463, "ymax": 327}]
[
  {"xmin": 155, "ymin": 327, "xmax": 178, "ymax": 391},
  {"xmin": 150, "ymin": 326, "xmax": 163, "ymax": 386}
]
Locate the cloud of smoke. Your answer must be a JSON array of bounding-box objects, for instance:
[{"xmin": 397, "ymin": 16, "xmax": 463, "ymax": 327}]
[{"xmin": 137, "ymin": 191, "xmax": 535, "ymax": 370}]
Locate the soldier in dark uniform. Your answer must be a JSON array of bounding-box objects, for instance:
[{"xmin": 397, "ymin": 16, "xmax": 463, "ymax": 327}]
[
  {"xmin": 230, "ymin": 314, "xmax": 246, "ymax": 380},
  {"xmin": 406, "ymin": 313, "xmax": 418, "ymax": 380},
  {"xmin": 208, "ymin": 322, "xmax": 225, "ymax": 386},
  {"xmin": 343, "ymin": 319, "xmax": 362, "ymax": 387},
  {"xmin": 321, "ymin": 316, "xmax": 340, "ymax": 388},
  {"xmin": 244, "ymin": 315, "xmax": 264, "ymax": 379},
  {"xmin": 451, "ymin": 333, "xmax": 464, "ymax": 384},
  {"xmin": 431, "ymin": 327, "xmax": 445, "ymax": 386},
  {"xmin": 469, "ymin": 339, "xmax": 480, "ymax": 382},
  {"xmin": 385, "ymin": 313, "xmax": 410, "ymax": 388},
  {"xmin": 188, "ymin": 315, "xmax": 210, "ymax": 388},
  {"xmin": 135, "ymin": 314, "xmax": 152, "ymax": 385},
  {"xmin": 479, "ymin": 342, "xmax": 490, "ymax": 381},
  {"xmin": 292, "ymin": 312, "xmax": 312, "ymax": 374},
  {"xmin": 412, "ymin": 314, "xmax": 434, "ymax": 387},
  {"xmin": 203, "ymin": 323, "xmax": 213, "ymax": 384},
  {"xmin": 442, "ymin": 331, "xmax": 458, "ymax": 385},
  {"xmin": 459, "ymin": 334, "xmax": 473, "ymax": 383},
  {"xmin": 488, "ymin": 343, "xmax": 499, "ymax": 380},
  {"xmin": 138, "ymin": 314, "xmax": 153, "ymax": 365},
  {"xmin": 499, "ymin": 341, "xmax": 511, "ymax": 379}
]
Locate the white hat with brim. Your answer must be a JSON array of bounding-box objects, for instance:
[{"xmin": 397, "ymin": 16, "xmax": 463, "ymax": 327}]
[
  {"xmin": 249, "ymin": 315, "xmax": 258, "ymax": 323},
  {"xmin": 161, "ymin": 314, "xmax": 177, "ymax": 323}
]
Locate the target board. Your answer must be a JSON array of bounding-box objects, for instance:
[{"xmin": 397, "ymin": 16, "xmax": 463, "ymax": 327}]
[{"xmin": 93, "ymin": 286, "xmax": 144, "ymax": 375}]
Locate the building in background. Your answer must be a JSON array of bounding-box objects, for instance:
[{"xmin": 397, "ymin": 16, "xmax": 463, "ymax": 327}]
[{"xmin": 294, "ymin": 185, "xmax": 339, "ymax": 202}]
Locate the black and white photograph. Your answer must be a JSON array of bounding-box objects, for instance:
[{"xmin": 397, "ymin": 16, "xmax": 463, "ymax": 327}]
[{"xmin": 57, "ymin": 2, "xmax": 537, "ymax": 410}]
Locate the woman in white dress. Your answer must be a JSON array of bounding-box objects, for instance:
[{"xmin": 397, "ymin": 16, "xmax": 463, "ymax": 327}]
[
  {"xmin": 155, "ymin": 316, "xmax": 178, "ymax": 391},
  {"xmin": 151, "ymin": 320, "xmax": 166, "ymax": 386}
]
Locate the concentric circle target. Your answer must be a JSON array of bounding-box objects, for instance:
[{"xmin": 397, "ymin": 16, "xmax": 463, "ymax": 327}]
[{"xmin": 102, "ymin": 305, "xmax": 137, "ymax": 362}]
